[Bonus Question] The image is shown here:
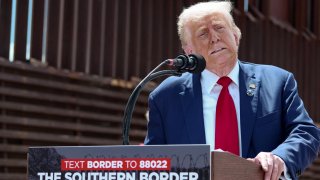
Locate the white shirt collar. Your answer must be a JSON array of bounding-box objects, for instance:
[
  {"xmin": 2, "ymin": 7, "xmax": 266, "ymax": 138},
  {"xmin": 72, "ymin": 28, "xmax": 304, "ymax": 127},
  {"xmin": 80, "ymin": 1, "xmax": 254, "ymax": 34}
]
[{"xmin": 201, "ymin": 61, "xmax": 239, "ymax": 94}]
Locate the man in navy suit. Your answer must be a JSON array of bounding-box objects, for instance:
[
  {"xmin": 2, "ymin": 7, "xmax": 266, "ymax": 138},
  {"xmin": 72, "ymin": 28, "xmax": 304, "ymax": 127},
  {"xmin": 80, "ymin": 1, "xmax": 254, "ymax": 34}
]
[{"xmin": 144, "ymin": 1, "xmax": 319, "ymax": 180}]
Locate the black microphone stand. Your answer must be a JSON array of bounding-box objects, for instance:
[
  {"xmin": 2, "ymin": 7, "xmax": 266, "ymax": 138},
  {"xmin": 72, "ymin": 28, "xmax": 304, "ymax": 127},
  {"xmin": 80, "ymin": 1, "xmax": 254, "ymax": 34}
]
[{"xmin": 122, "ymin": 61, "xmax": 183, "ymax": 145}]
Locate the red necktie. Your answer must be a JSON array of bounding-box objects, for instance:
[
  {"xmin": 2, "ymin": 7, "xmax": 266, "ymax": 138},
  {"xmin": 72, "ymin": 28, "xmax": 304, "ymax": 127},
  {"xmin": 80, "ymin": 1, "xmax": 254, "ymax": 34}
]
[{"xmin": 215, "ymin": 76, "xmax": 239, "ymax": 155}]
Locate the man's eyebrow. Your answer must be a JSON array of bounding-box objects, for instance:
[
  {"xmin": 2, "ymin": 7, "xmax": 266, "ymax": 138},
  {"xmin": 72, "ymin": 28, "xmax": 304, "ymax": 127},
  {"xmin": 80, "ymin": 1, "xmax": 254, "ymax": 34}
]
[
  {"xmin": 196, "ymin": 26, "xmax": 208, "ymax": 32},
  {"xmin": 198, "ymin": 27, "xmax": 207, "ymax": 30},
  {"xmin": 211, "ymin": 20, "xmax": 225, "ymax": 25}
]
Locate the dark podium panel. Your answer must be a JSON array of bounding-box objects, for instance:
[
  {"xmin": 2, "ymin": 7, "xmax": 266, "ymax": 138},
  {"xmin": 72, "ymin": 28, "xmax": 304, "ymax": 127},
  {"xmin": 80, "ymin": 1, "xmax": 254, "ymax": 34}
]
[{"xmin": 28, "ymin": 145, "xmax": 263, "ymax": 180}]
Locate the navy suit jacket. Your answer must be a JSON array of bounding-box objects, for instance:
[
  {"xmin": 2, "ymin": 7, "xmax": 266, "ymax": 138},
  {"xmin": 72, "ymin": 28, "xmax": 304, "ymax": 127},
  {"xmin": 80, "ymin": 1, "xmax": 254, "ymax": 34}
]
[{"xmin": 145, "ymin": 61, "xmax": 320, "ymax": 179}]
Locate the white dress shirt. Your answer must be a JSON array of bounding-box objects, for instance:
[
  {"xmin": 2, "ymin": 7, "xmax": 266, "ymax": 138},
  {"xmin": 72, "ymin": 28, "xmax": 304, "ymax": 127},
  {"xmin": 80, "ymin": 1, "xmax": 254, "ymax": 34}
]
[{"xmin": 200, "ymin": 61, "xmax": 242, "ymax": 155}]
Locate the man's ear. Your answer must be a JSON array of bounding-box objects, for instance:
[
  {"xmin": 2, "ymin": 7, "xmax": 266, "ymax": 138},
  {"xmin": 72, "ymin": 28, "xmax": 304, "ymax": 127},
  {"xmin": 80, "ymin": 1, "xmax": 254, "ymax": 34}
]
[
  {"xmin": 234, "ymin": 33, "xmax": 240, "ymax": 46},
  {"xmin": 183, "ymin": 45, "xmax": 193, "ymax": 55}
]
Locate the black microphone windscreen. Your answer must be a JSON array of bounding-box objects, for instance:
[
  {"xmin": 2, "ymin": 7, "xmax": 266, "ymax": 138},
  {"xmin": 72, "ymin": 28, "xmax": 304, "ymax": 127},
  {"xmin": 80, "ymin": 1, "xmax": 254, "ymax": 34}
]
[{"xmin": 189, "ymin": 54, "xmax": 206, "ymax": 73}]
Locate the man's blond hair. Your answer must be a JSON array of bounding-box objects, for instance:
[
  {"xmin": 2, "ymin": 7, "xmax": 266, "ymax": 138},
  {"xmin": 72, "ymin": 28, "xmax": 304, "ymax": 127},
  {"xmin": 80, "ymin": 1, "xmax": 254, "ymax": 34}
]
[{"xmin": 177, "ymin": 1, "xmax": 241, "ymax": 47}]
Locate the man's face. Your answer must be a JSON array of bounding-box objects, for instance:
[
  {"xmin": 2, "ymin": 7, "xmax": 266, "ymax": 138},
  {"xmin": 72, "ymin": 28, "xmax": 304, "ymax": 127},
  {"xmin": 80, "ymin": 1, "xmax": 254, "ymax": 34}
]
[{"xmin": 184, "ymin": 13, "xmax": 239, "ymax": 69}]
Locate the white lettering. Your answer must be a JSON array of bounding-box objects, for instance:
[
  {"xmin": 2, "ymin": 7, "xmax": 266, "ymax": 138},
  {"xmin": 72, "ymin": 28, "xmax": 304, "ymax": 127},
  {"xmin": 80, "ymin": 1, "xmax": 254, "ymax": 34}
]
[
  {"xmin": 37, "ymin": 172, "xmax": 61, "ymax": 180},
  {"xmin": 37, "ymin": 172, "xmax": 45, "ymax": 180},
  {"xmin": 160, "ymin": 172, "xmax": 169, "ymax": 180},
  {"xmin": 125, "ymin": 172, "xmax": 135, "ymax": 180},
  {"xmin": 72, "ymin": 172, "xmax": 82, "ymax": 180},
  {"xmin": 109, "ymin": 172, "xmax": 116, "ymax": 180},
  {"xmin": 180, "ymin": 172, "xmax": 188, "ymax": 180},
  {"xmin": 87, "ymin": 160, "xmax": 123, "ymax": 169},
  {"xmin": 170, "ymin": 172, "xmax": 179, "ymax": 180},
  {"xmin": 99, "ymin": 172, "xmax": 108, "ymax": 180},
  {"xmin": 149, "ymin": 172, "xmax": 159, "ymax": 180},
  {"xmin": 140, "ymin": 172, "xmax": 148, "ymax": 180},
  {"xmin": 89, "ymin": 172, "xmax": 99, "ymax": 180},
  {"xmin": 64, "ymin": 172, "xmax": 72, "ymax": 180},
  {"xmin": 189, "ymin": 172, "xmax": 199, "ymax": 180}
]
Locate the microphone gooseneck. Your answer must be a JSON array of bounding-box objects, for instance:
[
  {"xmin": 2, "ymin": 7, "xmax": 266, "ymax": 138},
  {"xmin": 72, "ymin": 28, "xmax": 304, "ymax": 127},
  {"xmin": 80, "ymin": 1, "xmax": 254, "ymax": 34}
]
[{"xmin": 122, "ymin": 54, "xmax": 206, "ymax": 145}]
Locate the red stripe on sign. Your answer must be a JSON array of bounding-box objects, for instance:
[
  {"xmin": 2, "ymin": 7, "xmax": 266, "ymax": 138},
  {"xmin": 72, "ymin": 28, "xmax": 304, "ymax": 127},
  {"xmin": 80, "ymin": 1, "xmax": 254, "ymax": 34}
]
[{"xmin": 61, "ymin": 158, "xmax": 171, "ymax": 171}]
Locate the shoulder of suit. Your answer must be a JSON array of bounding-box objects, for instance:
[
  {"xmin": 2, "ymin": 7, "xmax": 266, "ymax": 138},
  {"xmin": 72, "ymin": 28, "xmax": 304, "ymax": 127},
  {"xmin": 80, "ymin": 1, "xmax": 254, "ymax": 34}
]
[
  {"xmin": 150, "ymin": 72, "xmax": 192, "ymax": 96},
  {"xmin": 239, "ymin": 60, "xmax": 291, "ymax": 76}
]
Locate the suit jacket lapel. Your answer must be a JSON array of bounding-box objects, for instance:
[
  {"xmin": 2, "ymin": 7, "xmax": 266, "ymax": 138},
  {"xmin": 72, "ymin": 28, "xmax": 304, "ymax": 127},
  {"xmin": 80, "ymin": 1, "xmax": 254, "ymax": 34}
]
[
  {"xmin": 239, "ymin": 62, "xmax": 260, "ymax": 157},
  {"xmin": 179, "ymin": 73, "xmax": 206, "ymax": 144}
]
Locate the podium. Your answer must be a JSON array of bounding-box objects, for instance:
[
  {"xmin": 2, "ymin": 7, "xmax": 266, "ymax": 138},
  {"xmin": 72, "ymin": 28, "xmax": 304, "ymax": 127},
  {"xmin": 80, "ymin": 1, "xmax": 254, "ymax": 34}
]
[
  {"xmin": 212, "ymin": 151, "xmax": 264, "ymax": 179},
  {"xmin": 28, "ymin": 145, "xmax": 264, "ymax": 180}
]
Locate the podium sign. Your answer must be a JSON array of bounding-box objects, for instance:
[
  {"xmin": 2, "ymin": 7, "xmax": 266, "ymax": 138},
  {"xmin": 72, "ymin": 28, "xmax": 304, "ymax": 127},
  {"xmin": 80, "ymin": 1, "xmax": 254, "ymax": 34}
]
[{"xmin": 28, "ymin": 145, "xmax": 210, "ymax": 180}]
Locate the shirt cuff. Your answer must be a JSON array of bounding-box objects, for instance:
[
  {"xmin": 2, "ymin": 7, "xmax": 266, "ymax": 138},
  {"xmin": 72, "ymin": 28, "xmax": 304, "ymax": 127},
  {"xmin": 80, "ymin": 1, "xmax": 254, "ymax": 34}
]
[{"xmin": 280, "ymin": 163, "xmax": 292, "ymax": 180}]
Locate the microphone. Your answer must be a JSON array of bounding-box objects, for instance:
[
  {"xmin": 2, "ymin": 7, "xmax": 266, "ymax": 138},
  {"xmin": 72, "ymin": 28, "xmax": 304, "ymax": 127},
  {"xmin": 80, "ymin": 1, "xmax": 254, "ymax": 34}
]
[
  {"xmin": 166, "ymin": 54, "xmax": 206, "ymax": 73},
  {"xmin": 123, "ymin": 54, "xmax": 205, "ymax": 145}
]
